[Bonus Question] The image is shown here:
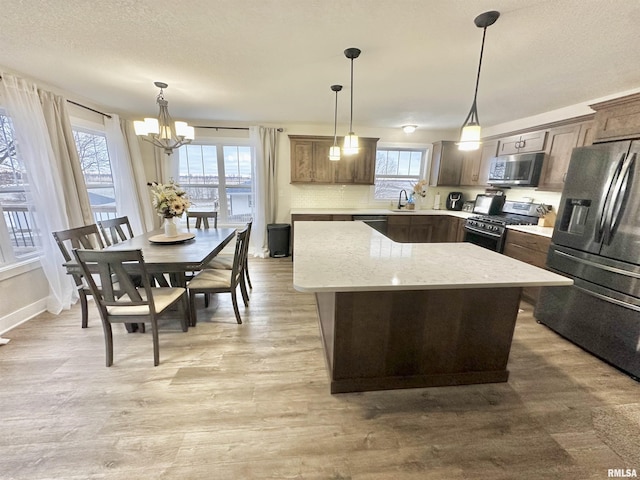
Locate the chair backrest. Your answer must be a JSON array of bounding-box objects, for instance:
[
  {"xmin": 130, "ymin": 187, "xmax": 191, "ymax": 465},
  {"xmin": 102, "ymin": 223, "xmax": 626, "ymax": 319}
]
[
  {"xmin": 73, "ymin": 248, "xmax": 156, "ymax": 316},
  {"xmin": 244, "ymin": 219, "xmax": 253, "ymax": 258},
  {"xmin": 186, "ymin": 211, "xmax": 218, "ymax": 229},
  {"xmin": 53, "ymin": 224, "xmax": 105, "ymax": 262},
  {"xmin": 230, "ymin": 227, "xmax": 249, "ymax": 286},
  {"xmin": 53, "ymin": 225, "xmax": 105, "ymax": 287},
  {"xmin": 98, "ymin": 216, "xmax": 134, "ymax": 246}
]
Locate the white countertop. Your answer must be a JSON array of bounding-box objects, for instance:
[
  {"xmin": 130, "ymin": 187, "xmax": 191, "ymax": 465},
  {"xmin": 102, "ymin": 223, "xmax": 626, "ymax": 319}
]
[
  {"xmin": 293, "ymin": 221, "xmax": 571, "ymax": 293},
  {"xmin": 290, "ymin": 208, "xmax": 473, "ymax": 219},
  {"xmin": 506, "ymin": 224, "xmax": 554, "ymax": 238}
]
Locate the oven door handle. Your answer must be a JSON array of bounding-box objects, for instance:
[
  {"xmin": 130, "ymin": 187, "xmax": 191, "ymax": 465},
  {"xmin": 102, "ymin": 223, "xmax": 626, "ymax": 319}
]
[{"xmin": 464, "ymin": 224, "xmax": 503, "ymax": 238}]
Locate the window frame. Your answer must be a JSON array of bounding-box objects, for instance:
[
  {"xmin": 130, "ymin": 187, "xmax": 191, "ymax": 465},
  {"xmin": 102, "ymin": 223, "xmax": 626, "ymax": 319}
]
[
  {"xmin": 0, "ymin": 110, "xmax": 39, "ymax": 265},
  {"xmin": 177, "ymin": 139, "xmax": 254, "ymax": 225},
  {"xmin": 372, "ymin": 144, "xmax": 431, "ymax": 202},
  {"xmin": 71, "ymin": 120, "xmax": 117, "ymax": 223}
]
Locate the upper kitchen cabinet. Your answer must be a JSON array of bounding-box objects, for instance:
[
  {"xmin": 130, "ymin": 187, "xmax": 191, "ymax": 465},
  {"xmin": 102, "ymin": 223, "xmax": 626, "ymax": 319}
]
[
  {"xmin": 289, "ymin": 136, "xmax": 334, "ymax": 183},
  {"xmin": 590, "ymin": 92, "xmax": 640, "ymax": 143},
  {"xmin": 460, "ymin": 140, "xmax": 498, "ymax": 187},
  {"xmin": 497, "ymin": 130, "xmax": 547, "ymax": 155},
  {"xmin": 429, "ymin": 141, "xmax": 463, "ymax": 186},
  {"xmin": 537, "ymin": 120, "xmax": 594, "ymax": 191},
  {"xmin": 289, "ymin": 135, "xmax": 378, "ymax": 184}
]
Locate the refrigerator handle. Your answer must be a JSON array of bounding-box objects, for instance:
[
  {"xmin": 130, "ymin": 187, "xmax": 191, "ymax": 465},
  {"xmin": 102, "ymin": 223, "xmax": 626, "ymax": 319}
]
[
  {"xmin": 596, "ymin": 153, "xmax": 625, "ymax": 243},
  {"xmin": 603, "ymin": 153, "xmax": 636, "ymax": 245}
]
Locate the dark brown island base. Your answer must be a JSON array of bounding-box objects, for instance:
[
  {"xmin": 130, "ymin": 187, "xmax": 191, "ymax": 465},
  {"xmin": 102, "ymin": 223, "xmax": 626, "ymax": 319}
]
[{"xmin": 293, "ymin": 221, "xmax": 571, "ymax": 394}]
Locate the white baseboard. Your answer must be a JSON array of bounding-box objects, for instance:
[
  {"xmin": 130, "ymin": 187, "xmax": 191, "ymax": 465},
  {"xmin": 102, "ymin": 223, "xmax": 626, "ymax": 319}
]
[{"xmin": 0, "ymin": 297, "xmax": 48, "ymax": 336}]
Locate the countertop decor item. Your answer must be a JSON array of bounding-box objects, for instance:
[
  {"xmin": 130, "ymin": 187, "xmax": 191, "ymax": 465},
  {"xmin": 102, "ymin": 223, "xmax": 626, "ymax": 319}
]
[
  {"xmin": 458, "ymin": 10, "xmax": 500, "ymax": 152},
  {"xmin": 134, "ymin": 81, "xmax": 195, "ymax": 155}
]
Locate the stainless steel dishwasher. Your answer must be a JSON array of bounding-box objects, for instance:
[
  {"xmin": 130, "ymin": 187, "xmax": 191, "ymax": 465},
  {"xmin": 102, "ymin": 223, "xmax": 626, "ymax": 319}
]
[{"xmin": 352, "ymin": 215, "xmax": 388, "ymax": 235}]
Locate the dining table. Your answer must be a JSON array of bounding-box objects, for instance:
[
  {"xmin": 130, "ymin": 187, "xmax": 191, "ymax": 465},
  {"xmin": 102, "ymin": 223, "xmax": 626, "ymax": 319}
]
[{"xmin": 102, "ymin": 227, "xmax": 238, "ymax": 287}]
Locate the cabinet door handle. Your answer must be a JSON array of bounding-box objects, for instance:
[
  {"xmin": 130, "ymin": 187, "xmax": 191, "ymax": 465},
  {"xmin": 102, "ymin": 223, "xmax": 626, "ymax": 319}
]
[{"xmin": 562, "ymin": 172, "xmax": 567, "ymax": 183}]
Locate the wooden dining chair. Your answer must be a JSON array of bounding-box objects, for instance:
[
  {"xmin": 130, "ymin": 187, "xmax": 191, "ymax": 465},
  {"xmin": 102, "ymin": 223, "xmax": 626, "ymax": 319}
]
[
  {"xmin": 73, "ymin": 248, "xmax": 189, "ymax": 367},
  {"xmin": 207, "ymin": 220, "xmax": 253, "ymax": 290},
  {"xmin": 53, "ymin": 224, "xmax": 106, "ymax": 329},
  {"xmin": 186, "ymin": 211, "xmax": 218, "ymax": 229},
  {"xmin": 187, "ymin": 227, "xmax": 249, "ymax": 326},
  {"xmin": 98, "ymin": 216, "xmax": 135, "ymax": 246}
]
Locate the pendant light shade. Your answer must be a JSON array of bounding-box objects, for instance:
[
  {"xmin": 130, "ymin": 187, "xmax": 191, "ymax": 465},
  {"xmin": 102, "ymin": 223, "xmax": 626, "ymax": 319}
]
[
  {"xmin": 329, "ymin": 84, "xmax": 343, "ymax": 161},
  {"xmin": 458, "ymin": 11, "xmax": 500, "ymax": 151},
  {"xmin": 343, "ymin": 47, "xmax": 361, "ymax": 155}
]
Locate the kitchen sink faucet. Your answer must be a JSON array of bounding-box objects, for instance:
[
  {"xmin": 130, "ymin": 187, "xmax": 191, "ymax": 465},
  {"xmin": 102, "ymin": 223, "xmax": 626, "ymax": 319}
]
[{"xmin": 398, "ymin": 189, "xmax": 408, "ymax": 209}]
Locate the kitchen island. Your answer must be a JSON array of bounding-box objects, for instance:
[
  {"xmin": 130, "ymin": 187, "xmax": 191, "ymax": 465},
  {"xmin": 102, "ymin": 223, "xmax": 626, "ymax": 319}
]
[{"xmin": 293, "ymin": 221, "xmax": 572, "ymax": 393}]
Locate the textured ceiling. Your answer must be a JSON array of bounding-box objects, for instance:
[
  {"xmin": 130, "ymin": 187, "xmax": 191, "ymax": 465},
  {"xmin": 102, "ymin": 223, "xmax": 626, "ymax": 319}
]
[{"xmin": 1, "ymin": 0, "xmax": 639, "ymax": 131}]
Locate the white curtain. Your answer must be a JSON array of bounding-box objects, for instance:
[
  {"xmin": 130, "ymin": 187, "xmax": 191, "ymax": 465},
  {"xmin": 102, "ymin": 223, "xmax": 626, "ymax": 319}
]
[
  {"xmin": 104, "ymin": 114, "xmax": 155, "ymax": 234},
  {"xmin": 38, "ymin": 90, "xmax": 93, "ymax": 227},
  {"xmin": 250, "ymin": 126, "xmax": 279, "ymax": 257},
  {"xmin": 0, "ymin": 74, "xmax": 77, "ymax": 313}
]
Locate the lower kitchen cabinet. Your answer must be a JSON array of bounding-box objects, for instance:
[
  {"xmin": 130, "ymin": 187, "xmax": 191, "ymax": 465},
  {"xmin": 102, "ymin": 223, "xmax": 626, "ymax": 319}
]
[
  {"xmin": 387, "ymin": 216, "xmax": 411, "ymax": 243},
  {"xmin": 503, "ymin": 229, "xmax": 551, "ymax": 305},
  {"xmin": 388, "ymin": 215, "xmax": 459, "ymax": 243}
]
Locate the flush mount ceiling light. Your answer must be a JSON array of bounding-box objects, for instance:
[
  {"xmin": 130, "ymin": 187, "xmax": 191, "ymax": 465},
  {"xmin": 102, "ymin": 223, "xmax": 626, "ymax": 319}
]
[
  {"xmin": 343, "ymin": 47, "xmax": 361, "ymax": 155},
  {"xmin": 458, "ymin": 10, "xmax": 500, "ymax": 152},
  {"xmin": 134, "ymin": 81, "xmax": 195, "ymax": 155},
  {"xmin": 329, "ymin": 84, "xmax": 343, "ymax": 161},
  {"xmin": 402, "ymin": 125, "xmax": 418, "ymax": 134}
]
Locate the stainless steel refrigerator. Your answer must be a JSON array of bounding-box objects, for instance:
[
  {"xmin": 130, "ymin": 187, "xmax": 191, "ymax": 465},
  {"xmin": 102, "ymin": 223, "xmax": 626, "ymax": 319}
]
[{"xmin": 535, "ymin": 140, "xmax": 640, "ymax": 379}]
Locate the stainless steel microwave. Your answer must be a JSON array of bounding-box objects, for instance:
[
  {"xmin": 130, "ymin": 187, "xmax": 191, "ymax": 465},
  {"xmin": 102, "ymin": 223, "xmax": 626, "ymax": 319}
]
[{"xmin": 488, "ymin": 152, "xmax": 545, "ymax": 186}]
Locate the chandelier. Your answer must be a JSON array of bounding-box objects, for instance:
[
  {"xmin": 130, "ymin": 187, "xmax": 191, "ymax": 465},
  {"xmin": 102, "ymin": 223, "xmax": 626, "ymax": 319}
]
[{"xmin": 134, "ymin": 81, "xmax": 195, "ymax": 155}]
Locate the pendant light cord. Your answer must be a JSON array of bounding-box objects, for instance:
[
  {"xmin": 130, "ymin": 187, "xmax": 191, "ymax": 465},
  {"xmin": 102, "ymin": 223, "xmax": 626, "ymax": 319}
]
[
  {"xmin": 333, "ymin": 90, "xmax": 339, "ymax": 144},
  {"xmin": 470, "ymin": 26, "xmax": 488, "ymax": 122},
  {"xmin": 349, "ymin": 57, "xmax": 354, "ymax": 132}
]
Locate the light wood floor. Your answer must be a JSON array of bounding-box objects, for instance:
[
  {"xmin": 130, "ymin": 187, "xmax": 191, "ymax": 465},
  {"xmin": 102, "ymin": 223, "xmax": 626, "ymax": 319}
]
[{"xmin": 1, "ymin": 258, "xmax": 639, "ymax": 479}]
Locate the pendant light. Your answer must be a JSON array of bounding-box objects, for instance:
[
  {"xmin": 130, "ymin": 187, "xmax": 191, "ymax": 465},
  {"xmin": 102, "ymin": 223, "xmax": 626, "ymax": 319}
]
[
  {"xmin": 343, "ymin": 47, "xmax": 361, "ymax": 155},
  {"xmin": 458, "ymin": 11, "xmax": 500, "ymax": 151},
  {"xmin": 329, "ymin": 84, "xmax": 343, "ymax": 161}
]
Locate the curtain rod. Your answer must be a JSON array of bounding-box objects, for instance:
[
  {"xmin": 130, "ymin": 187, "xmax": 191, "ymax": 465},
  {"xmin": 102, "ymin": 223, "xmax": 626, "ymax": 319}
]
[
  {"xmin": 0, "ymin": 75, "xmax": 112, "ymax": 119},
  {"xmin": 195, "ymin": 125, "xmax": 283, "ymax": 132},
  {"xmin": 66, "ymin": 100, "xmax": 112, "ymax": 119}
]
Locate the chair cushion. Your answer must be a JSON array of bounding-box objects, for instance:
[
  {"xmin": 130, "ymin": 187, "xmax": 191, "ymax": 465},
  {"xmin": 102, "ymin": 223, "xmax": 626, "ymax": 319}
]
[
  {"xmin": 106, "ymin": 287, "xmax": 185, "ymax": 316},
  {"xmin": 205, "ymin": 255, "xmax": 233, "ymax": 270},
  {"xmin": 188, "ymin": 269, "xmax": 232, "ymax": 290}
]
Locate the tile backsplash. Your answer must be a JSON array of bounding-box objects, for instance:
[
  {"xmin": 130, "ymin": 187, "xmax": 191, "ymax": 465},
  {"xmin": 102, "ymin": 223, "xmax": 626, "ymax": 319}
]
[{"xmin": 290, "ymin": 184, "xmax": 384, "ymax": 209}]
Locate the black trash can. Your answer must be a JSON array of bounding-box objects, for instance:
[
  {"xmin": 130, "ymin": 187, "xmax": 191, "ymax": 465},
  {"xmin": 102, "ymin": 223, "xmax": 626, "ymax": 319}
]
[{"xmin": 267, "ymin": 223, "xmax": 291, "ymax": 258}]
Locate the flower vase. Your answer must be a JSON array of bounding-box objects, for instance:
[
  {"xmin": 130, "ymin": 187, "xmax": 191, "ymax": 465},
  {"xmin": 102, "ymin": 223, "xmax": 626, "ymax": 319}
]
[{"xmin": 164, "ymin": 217, "xmax": 179, "ymax": 237}]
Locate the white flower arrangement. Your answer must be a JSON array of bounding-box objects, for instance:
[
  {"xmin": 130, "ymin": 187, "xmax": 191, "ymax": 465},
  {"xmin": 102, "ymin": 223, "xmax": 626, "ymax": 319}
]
[
  {"xmin": 412, "ymin": 179, "xmax": 428, "ymax": 198},
  {"xmin": 148, "ymin": 180, "xmax": 191, "ymax": 219}
]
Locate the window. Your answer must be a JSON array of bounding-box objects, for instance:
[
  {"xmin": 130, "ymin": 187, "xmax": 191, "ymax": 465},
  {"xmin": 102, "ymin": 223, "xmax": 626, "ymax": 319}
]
[
  {"xmin": 73, "ymin": 128, "xmax": 117, "ymax": 222},
  {"xmin": 178, "ymin": 143, "xmax": 254, "ymax": 224},
  {"xmin": 0, "ymin": 112, "xmax": 39, "ymax": 263},
  {"xmin": 373, "ymin": 148, "xmax": 427, "ymax": 200}
]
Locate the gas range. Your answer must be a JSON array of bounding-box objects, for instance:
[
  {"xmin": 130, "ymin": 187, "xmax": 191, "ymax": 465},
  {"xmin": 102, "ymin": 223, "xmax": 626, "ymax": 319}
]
[
  {"xmin": 466, "ymin": 213, "xmax": 538, "ymax": 232},
  {"xmin": 464, "ymin": 200, "xmax": 548, "ymax": 252}
]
